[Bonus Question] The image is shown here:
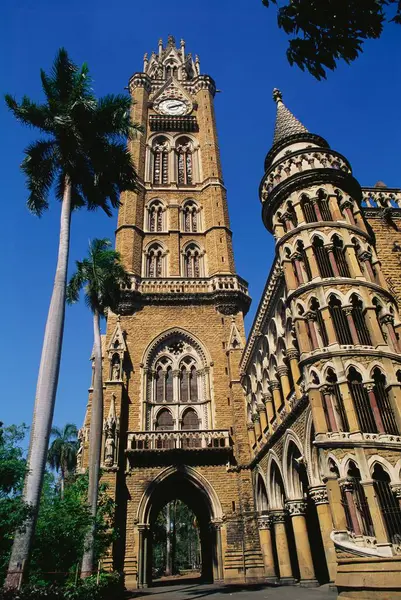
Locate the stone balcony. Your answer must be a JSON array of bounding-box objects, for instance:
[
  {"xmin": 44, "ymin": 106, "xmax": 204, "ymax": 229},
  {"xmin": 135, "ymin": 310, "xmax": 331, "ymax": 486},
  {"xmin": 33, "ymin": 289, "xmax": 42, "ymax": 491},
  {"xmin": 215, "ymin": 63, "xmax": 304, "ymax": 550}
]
[{"xmin": 126, "ymin": 429, "xmax": 232, "ymax": 453}]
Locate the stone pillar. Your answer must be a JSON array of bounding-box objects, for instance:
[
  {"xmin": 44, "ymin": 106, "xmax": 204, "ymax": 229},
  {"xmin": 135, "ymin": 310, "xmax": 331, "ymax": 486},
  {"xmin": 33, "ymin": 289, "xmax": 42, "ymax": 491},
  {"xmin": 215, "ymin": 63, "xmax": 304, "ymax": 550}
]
[
  {"xmin": 338, "ymin": 381, "xmax": 359, "ymax": 432},
  {"xmin": 282, "ymin": 259, "xmax": 298, "ymax": 291},
  {"xmin": 386, "ymin": 384, "xmax": 401, "ymax": 433},
  {"xmin": 344, "ymin": 245, "xmax": 364, "ymax": 279},
  {"xmin": 359, "ymin": 251, "xmax": 376, "ymax": 282},
  {"xmin": 257, "ymin": 402, "xmax": 268, "ymax": 435},
  {"xmin": 309, "ymin": 486, "xmax": 337, "ymax": 583},
  {"xmin": 320, "ymin": 306, "xmax": 337, "ymax": 346},
  {"xmin": 308, "ymin": 388, "xmax": 328, "ymax": 434},
  {"xmin": 253, "ymin": 415, "xmax": 262, "ymax": 440},
  {"xmin": 277, "ymin": 366, "xmax": 291, "ymax": 409},
  {"xmin": 247, "ymin": 423, "xmax": 256, "ymax": 448},
  {"xmin": 211, "ymin": 519, "xmax": 224, "ymax": 581},
  {"xmin": 304, "ymin": 245, "xmax": 320, "ymax": 280},
  {"xmin": 326, "ymin": 244, "xmax": 340, "ymax": 277},
  {"xmin": 137, "ymin": 524, "xmax": 149, "ymax": 588},
  {"xmin": 287, "ymin": 349, "xmax": 302, "ymax": 399},
  {"xmin": 294, "ymin": 317, "xmax": 312, "ymax": 354},
  {"xmin": 324, "ymin": 475, "xmax": 348, "ymax": 532},
  {"xmin": 262, "ymin": 392, "xmax": 275, "ymax": 425},
  {"xmin": 344, "ymin": 306, "xmax": 360, "ymax": 345},
  {"xmin": 305, "ymin": 311, "xmax": 319, "ymax": 350},
  {"xmin": 381, "ymin": 313, "xmax": 400, "ymax": 351},
  {"xmin": 270, "ymin": 382, "xmax": 283, "ymax": 420},
  {"xmin": 293, "ymin": 200, "xmax": 304, "ymax": 224},
  {"xmin": 340, "ymin": 480, "xmax": 361, "ymax": 536},
  {"xmin": 365, "ymin": 383, "xmax": 385, "ymax": 433},
  {"xmin": 270, "ymin": 511, "xmax": 295, "ymax": 584},
  {"xmin": 339, "ymin": 199, "xmax": 356, "ymax": 226},
  {"xmin": 257, "ymin": 515, "xmax": 277, "ymax": 582},
  {"xmin": 328, "ymin": 194, "xmax": 342, "ymax": 220},
  {"xmin": 287, "ymin": 500, "xmax": 318, "ymax": 587},
  {"xmin": 361, "ymin": 480, "xmax": 391, "ymax": 550},
  {"xmin": 364, "ymin": 306, "xmax": 386, "ymax": 346},
  {"xmin": 320, "ymin": 385, "xmax": 337, "ymax": 432}
]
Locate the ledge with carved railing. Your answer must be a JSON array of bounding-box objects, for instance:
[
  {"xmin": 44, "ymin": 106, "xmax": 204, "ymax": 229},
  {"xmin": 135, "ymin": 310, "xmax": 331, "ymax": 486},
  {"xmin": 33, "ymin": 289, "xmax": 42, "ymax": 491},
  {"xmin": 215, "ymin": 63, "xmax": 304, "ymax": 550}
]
[
  {"xmin": 361, "ymin": 187, "xmax": 401, "ymax": 210},
  {"xmin": 315, "ymin": 430, "xmax": 401, "ymax": 447},
  {"xmin": 126, "ymin": 429, "xmax": 232, "ymax": 452},
  {"xmin": 121, "ymin": 274, "xmax": 249, "ymax": 296},
  {"xmin": 260, "ymin": 148, "xmax": 351, "ymax": 202}
]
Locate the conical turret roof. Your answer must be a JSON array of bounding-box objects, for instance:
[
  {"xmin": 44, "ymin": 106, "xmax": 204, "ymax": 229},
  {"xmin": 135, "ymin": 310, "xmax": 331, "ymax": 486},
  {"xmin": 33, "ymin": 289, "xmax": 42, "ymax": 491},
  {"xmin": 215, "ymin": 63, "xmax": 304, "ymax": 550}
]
[{"xmin": 272, "ymin": 88, "xmax": 309, "ymax": 145}]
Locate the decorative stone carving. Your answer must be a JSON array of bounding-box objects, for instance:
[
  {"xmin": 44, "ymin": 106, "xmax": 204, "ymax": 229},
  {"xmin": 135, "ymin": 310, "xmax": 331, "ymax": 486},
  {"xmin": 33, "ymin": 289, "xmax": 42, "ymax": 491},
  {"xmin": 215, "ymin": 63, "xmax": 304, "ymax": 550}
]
[
  {"xmin": 216, "ymin": 303, "xmax": 239, "ymax": 316},
  {"xmin": 257, "ymin": 514, "xmax": 271, "ymax": 530},
  {"xmin": 390, "ymin": 484, "xmax": 401, "ymax": 500},
  {"xmin": 309, "ymin": 485, "xmax": 329, "ymax": 505},
  {"xmin": 286, "ymin": 500, "xmax": 307, "ymax": 516},
  {"xmin": 269, "ymin": 511, "xmax": 287, "ymax": 525},
  {"xmin": 103, "ymin": 395, "xmax": 119, "ymax": 467}
]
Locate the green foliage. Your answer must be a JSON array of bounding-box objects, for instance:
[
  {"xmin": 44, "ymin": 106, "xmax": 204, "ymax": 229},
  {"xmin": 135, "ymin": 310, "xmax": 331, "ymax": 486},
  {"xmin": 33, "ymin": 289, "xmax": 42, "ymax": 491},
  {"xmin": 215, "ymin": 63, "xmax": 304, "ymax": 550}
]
[
  {"xmin": 66, "ymin": 238, "xmax": 130, "ymax": 317},
  {"xmin": 152, "ymin": 501, "xmax": 200, "ymax": 576},
  {"xmin": 29, "ymin": 474, "xmax": 116, "ymax": 586},
  {"xmin": 262, "ymin": 0, "xmax": 401, "ymax": 79},
  {"xmin": 0, "ymin": 572, "xmax": 123, "ymax": 600},
  {"xmin": 0, "ymin": 424, "xmax": 30, "ymax": 583},
  {"xmin": 5, "ymin": 47, "xmax": 142, "ymax": 217}
]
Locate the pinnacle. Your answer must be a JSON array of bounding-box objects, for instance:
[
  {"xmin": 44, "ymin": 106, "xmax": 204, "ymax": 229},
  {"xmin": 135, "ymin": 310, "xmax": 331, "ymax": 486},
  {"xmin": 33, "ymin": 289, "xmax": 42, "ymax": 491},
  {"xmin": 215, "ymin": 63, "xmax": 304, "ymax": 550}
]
[{"xmin": 272, "ymin": 88, "xmax": 309, "ymax": 146}]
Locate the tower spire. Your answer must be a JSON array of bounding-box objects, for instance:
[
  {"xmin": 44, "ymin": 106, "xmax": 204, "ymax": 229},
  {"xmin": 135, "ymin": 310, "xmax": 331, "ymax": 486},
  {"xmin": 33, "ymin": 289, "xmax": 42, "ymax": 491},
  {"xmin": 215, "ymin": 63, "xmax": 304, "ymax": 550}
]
[{"xmin": 272, "ymin": 88, "xmax": 309, "ymax": 146}]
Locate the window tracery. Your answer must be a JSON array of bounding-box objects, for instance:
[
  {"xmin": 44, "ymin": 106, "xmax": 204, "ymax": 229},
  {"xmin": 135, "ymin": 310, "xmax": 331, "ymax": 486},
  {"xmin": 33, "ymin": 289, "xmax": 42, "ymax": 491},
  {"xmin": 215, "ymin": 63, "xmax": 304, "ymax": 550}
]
[
  {"xmin": 182, "ymin": 199, "xmax": 199, "ymax": 232},
  {"xmin": 151, "ymin": 136, "xmax": 169, "ymax": 184},
  {"xmin": 183, "ymin": 243, "xmax": 204, "ymax": 278},
  {"xmin": 145, "ymin": 243, "xmax": 166, "ymax": 278},
  {"xmin": 145, "ymin": 332, "xmax": 209, "ymax": 431},
  {"xmin": 147, "ymin": 200, "xmax": 165, "ymax": 232}
]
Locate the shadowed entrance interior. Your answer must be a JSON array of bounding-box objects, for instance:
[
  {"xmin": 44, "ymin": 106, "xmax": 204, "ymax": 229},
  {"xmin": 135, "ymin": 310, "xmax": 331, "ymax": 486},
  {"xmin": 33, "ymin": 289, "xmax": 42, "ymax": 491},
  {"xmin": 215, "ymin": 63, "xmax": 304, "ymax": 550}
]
[{"xmin": 139, "ymin": 470, "xmax": 217, "ymax": 587}]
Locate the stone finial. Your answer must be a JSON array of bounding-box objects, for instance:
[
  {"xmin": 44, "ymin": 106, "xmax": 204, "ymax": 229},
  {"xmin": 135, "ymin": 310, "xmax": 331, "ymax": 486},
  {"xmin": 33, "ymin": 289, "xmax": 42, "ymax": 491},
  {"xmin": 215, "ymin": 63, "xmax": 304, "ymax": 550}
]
[
  {"xmin": 167, "ymin": 34, "xmax": 176, "ymax": 46},
  {"xmin": 272, "ymin": 88, "xmax": 283, "ymax": 104}
]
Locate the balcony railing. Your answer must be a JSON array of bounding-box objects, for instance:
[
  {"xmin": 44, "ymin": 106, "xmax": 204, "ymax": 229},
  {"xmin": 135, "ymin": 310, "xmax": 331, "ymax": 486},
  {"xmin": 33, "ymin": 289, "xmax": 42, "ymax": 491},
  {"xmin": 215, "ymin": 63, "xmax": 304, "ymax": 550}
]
[
  {"xmin": 126, "ymin": 430, "xmax": 231, "ymax": 452},
  {"xmin": 121, "ymin": 274, "xmax": 249, "ymax": 297}
]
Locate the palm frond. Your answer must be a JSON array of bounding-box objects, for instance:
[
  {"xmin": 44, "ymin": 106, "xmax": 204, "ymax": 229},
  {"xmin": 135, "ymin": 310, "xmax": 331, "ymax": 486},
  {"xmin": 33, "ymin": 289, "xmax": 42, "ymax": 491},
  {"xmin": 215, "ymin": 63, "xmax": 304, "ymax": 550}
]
[
  {"xmin": 63, "ymin": 423, "xmax": 78, "ymax": 440},
  {"xmin": 5, "ymin": 95, "xmax": 53, "ymax": 133},
  {"xmin": 50, "ymin": 426, "xmax": 63, "ymax": 438},
  {"xmin": 51, "ymin": 48, "xmax": 79, "ymax": 103},
  {"xmin": 66, "ymin": 263, "xmax": 87, "ymax": 304},
  {"xmin": 21, "ymin": 139, "xmax": 57, "ymax": 216}
]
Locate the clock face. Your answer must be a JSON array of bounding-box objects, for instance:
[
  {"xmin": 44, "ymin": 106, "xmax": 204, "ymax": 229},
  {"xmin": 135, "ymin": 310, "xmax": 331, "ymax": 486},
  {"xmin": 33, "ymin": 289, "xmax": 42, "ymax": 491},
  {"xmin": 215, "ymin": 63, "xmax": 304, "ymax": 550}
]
[{"xmin": 158, "ymin": 99, "xmax": 188, "ymax": 116}]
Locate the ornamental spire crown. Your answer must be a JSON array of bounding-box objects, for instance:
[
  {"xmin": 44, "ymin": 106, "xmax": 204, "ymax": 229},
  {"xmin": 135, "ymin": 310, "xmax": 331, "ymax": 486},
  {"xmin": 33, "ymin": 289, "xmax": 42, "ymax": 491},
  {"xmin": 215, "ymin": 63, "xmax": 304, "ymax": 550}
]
[
  {"xmin": 142, "ymin": 36, "xmax": 200, "ymax": 82},
  {"xmin": 272, "ymin": 88, "xmax": 309, "ymax": 146}
]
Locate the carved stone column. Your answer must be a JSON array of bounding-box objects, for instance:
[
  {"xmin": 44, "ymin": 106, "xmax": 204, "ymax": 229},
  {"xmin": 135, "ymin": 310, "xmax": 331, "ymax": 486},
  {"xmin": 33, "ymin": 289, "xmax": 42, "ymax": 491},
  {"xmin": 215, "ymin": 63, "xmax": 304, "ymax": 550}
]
[
  {"xmin": 210, "ymin": 518, "xmax": 224, "ymax": 581},
  {"xmin": 337, "ymin": 380, "xmax": 359, "ymax": 432},
  {"xmin": 339, "ymin": 480, "xmax": 361, "ymax": 536},
  {"xmin": 308, "ymin": 388, "xmax": 328, "ymax": 434},
  {"xmin": 390, "ymin": 483, "xmax": 401, "ymax": 509},
  {"xmin": 270, "ymin": 511, "xmax": 295, "ymax": 584},
  {"xmin": 257, "ymin": 515, "xmax": 277, "ymax": 582},
  {"xmin": 381, "ymin": 313, "xmax": 400, "ymax": 351},
  {"xmin": 344, "ymin": 305, "xmax": 360, "ymax": 346},
  {"xmin": 287, "ymin": 500, "xmax": 318, "ymax": 587},
  {"xmin": 320, "ymin": 385, "xmax": 338, "ymax": 432},
  {"xmin": 269, "ymin": 382, "xmax": 283, "ymax": 421},
  {"xmin": 247, "ymin": 423, "xmax": 256, "ymax": 448},
  {"xmin": 257, "ymin": 402, "xmax": 268, "ymax": 435},
  {"xmin": 286, "ymin": 349, "xmax": 302, "ymax": 399},
  {"xmin": 277, "ymin": 365, "xmax": 292, "ymax": 410},
  {"xmin": 361, "ymin": 479, "xmax": 391, "ymax": 550},
  {"xmin": 262, "ymin": 392, "xmax": 275, "ymax": 425},
  {"xmin": 365, "ymin": 383, "xmax": 385, "ymax": 434},
  {"xmin": 324, "ymin": 475, "xmax": 348, "ymax": 532},
  {"xmin": 137, "ymin": 524, "xmax": 149, "ymax": 588},
  {"xmin": 309, "ymin": 485, "xmax": 336, "ymax": 583},
  {"xmin": 305, "ymin": 311, "xmax": 319, "ymax": 350},
  {"xmin": 326, "ymin": 244, "xmax": 340, "ymax": 277}
]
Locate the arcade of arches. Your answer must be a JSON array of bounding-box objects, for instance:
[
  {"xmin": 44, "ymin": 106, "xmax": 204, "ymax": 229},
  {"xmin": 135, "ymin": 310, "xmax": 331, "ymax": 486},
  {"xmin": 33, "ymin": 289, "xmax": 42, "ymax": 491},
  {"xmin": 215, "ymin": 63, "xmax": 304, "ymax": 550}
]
[{"xmin": 79, "ymin": 37, "xmax": 401, "ymax": 599}]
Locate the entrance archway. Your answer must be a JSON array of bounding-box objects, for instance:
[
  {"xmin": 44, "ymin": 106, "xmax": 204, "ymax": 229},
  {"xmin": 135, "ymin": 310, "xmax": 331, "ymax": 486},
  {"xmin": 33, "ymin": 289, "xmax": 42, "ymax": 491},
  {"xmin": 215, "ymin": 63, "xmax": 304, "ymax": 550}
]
[{"xmin": 136, "ymin": 467, "xmax": 222, "ymax": 587}]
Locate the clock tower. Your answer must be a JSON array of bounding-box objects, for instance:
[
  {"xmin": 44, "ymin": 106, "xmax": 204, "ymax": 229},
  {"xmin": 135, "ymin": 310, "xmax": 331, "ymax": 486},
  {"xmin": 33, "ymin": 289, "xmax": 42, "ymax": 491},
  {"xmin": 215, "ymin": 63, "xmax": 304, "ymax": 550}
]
[{"xmin": 81, "ymin": 36, "xmax": 265, "ymax": 588}]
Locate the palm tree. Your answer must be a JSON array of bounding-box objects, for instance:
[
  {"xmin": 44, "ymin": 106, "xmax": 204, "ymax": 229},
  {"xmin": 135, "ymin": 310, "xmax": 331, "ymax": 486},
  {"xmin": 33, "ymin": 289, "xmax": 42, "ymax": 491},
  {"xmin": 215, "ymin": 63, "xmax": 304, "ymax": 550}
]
[
  {"xmin": 66, "ymin": 238, "xmax": 130, "ymax": 578},
  {"xmin": 47, "ymin": 424, "xmax": 78, "ymax": 499},
  {"xmin": 5, "ymin": 48, "xmax": 140, "ymax": 588}
]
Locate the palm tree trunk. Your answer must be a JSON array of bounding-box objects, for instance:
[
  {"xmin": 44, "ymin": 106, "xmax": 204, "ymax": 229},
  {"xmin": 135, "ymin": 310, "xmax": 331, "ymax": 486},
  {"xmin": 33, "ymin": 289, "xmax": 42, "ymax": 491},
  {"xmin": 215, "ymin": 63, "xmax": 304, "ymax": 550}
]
[
  {"xmin": 60, "ymin": 468, "xmax": 65, "ymax": 500},
  {"xmin": 6, "ymin": 180, "xmax": 72, "ymax": 589},
  {"xmin": 81, "ymin": 308, "xmax": 103, "ymax": 579}
]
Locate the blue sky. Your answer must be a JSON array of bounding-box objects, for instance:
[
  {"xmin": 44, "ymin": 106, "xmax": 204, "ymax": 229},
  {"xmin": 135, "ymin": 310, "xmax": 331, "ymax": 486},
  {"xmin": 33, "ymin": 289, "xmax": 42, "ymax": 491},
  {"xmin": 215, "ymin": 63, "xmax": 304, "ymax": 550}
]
[{"xmin": 1, "ymin": 0, "xmax": 401, "ymax": 431}]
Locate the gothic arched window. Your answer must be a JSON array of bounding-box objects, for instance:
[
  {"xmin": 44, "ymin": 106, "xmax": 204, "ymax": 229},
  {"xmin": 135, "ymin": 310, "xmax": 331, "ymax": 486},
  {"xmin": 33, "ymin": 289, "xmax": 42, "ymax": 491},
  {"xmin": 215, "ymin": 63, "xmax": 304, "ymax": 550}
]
[
  {"xmin": 182, "ymin": 199, "xmax": 199, "ymax": 232},
  {"xmin": 147, "ymin": 200, "xmax": 165, "ymax": 232},
  {"xmin": 313, "ymin": 237, "xmax": 334, "ymax": 278},
  {"xmin": 145, "ymin": 333, "xmax": 209, "ymax": 432},
  {"xmin": 372, "ymin": 464, "xmax": 401, "ymax": 544},
  {"xmin": 350, "ymin": 294, "xmax": 372, "ymax": 345},
  {"xmin": 156, "ymin": 408, "xmax": 174, "ymax": 431},
  {"xmin": 332, "ymin": 235, "xmax": 350, "ymax": 277},
  {"xmin": 152, "ymin": 136, "xmax": 169, "ymax": 185},
  {"xmin": 329, "ymin": 295, "xmax": 353, "ymax": 345},
  {"xmin": 347, "ymin": 367, "xmax": 377, "ymax": 433},
  {"xmin": 321, "ymin": 368, "xmax": 348, "ymax": 432},
  {"xmin": 145, "ymin": 243, "xmax": 166, "ymax": 278},
  {"xmin": 181, "ymin": 408, "xmax": 199, "ymax": 430},
  {"xmin": 176, "ymin": 136, "xmax": 195, "ymax": 184},
  {"xmin": 371, "ymin": 368, "xmax": 398, "ymax": 435},
  {"xmin": 341, "ymin": 461, "xmax": 374, "ymax": 537},
  {"xmin": 300, "ymin": 194, "xmax": 317, "ymax": 223},
  {"xmin": 183, "ymin": 243, "xmax": 203, "ymax": 278}
]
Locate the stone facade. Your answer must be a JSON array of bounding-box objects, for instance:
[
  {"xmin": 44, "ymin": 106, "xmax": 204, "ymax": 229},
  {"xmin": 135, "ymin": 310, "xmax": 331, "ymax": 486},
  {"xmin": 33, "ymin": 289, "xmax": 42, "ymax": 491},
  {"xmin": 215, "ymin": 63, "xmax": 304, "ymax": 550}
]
[
  {"xmin": 81, "ymin": 39, "xmax": 401, "ymax": 598},
  {"xmin": 242, "ymin": 89, "xmax": 401, "ymax": 598}
]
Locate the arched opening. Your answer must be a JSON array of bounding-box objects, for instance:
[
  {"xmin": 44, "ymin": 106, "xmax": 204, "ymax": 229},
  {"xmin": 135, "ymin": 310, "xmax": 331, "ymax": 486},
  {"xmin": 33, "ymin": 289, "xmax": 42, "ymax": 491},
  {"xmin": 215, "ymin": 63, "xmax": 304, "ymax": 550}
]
[
  {"xmin": 138, "ymin": 470, "xmax": 220, "ymax": 587},
  {"xmin": 372, "ymin": 463, "xmax": 401, "ymax": 544},
  {"xmin": 286, "ymin": 442, "xmax": 329, "ymax": 584}
]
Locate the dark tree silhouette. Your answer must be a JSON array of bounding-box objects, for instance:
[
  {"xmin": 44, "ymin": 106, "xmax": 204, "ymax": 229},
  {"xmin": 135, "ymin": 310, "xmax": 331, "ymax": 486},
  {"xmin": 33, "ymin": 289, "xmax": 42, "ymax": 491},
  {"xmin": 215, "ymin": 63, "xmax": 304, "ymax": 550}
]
[{"xmin": 262, "ymin": 0, "xmax": 401, "ymax": 79}]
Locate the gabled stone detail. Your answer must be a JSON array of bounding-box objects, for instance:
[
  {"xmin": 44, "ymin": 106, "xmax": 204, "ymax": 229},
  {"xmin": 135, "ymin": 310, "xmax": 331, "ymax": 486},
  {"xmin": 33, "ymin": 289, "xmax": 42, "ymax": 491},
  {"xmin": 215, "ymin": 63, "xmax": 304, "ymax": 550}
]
[
  {"xmin": 228, "ymin": 318, "xmax": 244, "ymax": 350},
  {"xmin": 151, "ymin": 77, "xmax": 193, "ymax": 114},
  {"xmin": 107, "ymin": 317, "xmax": 126, "ymax": 382}
]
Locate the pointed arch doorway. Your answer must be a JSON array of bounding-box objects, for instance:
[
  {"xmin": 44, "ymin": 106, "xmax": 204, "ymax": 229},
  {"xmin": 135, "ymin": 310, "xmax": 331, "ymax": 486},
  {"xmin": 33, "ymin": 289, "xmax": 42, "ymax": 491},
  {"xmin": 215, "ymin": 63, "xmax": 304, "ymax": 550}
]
[{"xmin": 136, "ymin": 467, "xmax": 223, "ymax": 588}]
